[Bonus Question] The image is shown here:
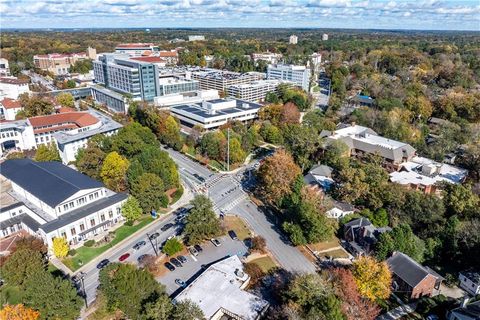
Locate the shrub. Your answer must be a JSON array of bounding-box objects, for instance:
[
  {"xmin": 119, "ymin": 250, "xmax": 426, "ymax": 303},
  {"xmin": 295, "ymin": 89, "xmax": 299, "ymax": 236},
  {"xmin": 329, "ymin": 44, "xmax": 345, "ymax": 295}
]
[
  {"xmin": 162, "ymin": 238, "xmax": 183, "ymax": 256},
  {"xmin": 243, "ymin": 263, "xmax": 265, "ymax": 287},
  {"xmin": 250, "ymin": 236, "xmax": 267, "ymax": 254},
  {"xmin": 84, "ymin": 240, "xmax": 95, "ymax": 247},
  {"xmin": 68, "ymin": 249, "xmax": 77, "ymax": 256}
]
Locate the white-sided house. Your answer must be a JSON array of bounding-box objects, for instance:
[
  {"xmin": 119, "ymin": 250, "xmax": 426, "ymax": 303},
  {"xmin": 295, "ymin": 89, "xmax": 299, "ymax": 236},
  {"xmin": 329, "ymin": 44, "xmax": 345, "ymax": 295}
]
[
  {"xmin": 0, "ymin": 98, "xmax": 23, "ymax": 120},
  {"xmin": 459, "ymin": 271, "xmax": 480, "ymax": 296},
  {"xmin": 0, "ymin": 159, "xmax": 128, "ymax": 250},
  {"xmin": 0, "ymin": 119, "xmax": 36, "ymax": 158},
  {"xmin": 326, "ymin": 200, "xmax": 356, "ymax": 219},
  {"xmin": 0, "ymin": 202, "xmax": 45, "ymax": 238}
]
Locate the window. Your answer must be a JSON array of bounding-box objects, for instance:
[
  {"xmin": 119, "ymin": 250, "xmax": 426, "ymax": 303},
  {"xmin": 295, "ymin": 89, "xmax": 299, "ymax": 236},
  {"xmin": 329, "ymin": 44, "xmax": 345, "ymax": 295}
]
[
  {"xmin": 64, "ymin": 204, "xmax": 68, "ymax": 211},
  {"xmin": 116, "ymin": 208, "xmax": 121, "ymax": 215},
  {"xmin": 101, "ymin": 214, "xmax": 105, "ymax": 222},
  {"xmin": 90, "ymin": 219, "xmax": 95, "ymax": 227},
  {"xmin": 69, "ymin": 202, "xmax": 74, "ymax": 209},
  {"xmin": 89, "ymin": 194, "xmax": 94, "ymax": 201},
  {"xmin": 79, "ymin": 224, "xmax": 85, "ymax": 232},
  {"xmin": 109, "ymin": 211, "xmax": 113, "ymax": 218},
  {"xmin": 61, "ymin": 231, "xmax": 67, "ymax": 238},
  {"xmin": 71, "ymin": 227, "xmax": 76, "ymax": 236},
  {"xmin": 94, "ymin": 192, "xmax": 99, "ymax": 198}
]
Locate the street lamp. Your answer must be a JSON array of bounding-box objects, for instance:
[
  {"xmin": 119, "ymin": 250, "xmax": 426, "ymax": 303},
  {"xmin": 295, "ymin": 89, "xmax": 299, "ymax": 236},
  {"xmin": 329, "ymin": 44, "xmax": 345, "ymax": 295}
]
[
  {"xmin": 146, "ymin": 233, "xmax": 159, "ymax": 256},
  {"xmin": 79, "ymin": 272, "xmax": 88, "ymax": 308}
]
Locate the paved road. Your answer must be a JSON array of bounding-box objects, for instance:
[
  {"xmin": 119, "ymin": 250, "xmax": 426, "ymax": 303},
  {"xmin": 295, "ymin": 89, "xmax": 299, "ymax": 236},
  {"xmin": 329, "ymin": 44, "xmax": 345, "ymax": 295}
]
[
  {"xmin": 313, "ymin": 72, "xmax": 331, "ymax": 110},
  {"xmin": 22, "ymin": 70, "xmax": 57, "ymax": 91}
]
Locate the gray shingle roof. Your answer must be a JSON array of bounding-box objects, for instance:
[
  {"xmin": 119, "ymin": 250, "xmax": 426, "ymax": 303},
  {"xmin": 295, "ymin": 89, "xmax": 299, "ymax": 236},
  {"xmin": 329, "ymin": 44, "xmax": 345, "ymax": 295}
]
[
  {"xmin": 1, "ymin": 159, "xmax": 104, "ymax": 208},
  {"xmin": 309, "ymin": 164, "xmax": 333, "ymax": 177},
  {"xmin": 0, "ymin": 213, "xmax": 41, "ymax": 232},
  {"xmin": 40, "ymin": 192, "xmax": 127, "ymax": 233},
  {"xmin": 387, "ymin": 252, "xmax": 439, "ymax": 288}
]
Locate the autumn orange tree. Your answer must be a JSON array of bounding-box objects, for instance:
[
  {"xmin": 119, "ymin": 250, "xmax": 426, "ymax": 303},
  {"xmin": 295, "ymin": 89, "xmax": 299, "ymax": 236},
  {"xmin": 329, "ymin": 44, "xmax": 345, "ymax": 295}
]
[
  {"xmin": 257, "ymin": 149, "xmax": 301, "ymax": 206},
  {"xmin": 352, "ymin": 256, "xmax": 392, "ymax": 302},
  {"xmin": 331, "ymin": 268, "xmax": 381, "ymax": 320},
  {"xmin": 0, "ymin": 304, "xmax": 40, "ymax": 320}
]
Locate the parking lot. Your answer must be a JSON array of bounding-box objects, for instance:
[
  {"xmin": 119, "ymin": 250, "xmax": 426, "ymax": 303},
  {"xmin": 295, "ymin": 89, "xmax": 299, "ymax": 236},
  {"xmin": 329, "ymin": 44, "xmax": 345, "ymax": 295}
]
[{"xmin": 157, "ymin": 235, "xmax": 249, "ymax": 295}]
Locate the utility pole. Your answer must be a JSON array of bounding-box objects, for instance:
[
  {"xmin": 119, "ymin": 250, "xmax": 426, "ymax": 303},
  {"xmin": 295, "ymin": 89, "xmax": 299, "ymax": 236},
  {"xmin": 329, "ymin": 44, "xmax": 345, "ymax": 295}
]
[
  {"xmin": 227, "ymin": 128, "xmax": 230, "ymax": 172},
  {"xmin": 79, "ymin": 272, "xmax": 88, "ymax": 308},
  {"xmin": 146, "ymin": 233, "xmax": 158, "ymax": 256}
]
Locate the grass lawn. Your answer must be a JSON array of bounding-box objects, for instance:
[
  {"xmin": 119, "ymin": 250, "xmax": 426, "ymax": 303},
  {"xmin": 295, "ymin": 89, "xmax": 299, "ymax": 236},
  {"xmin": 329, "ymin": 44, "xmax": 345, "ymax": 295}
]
[
  {"xmin": 309, "ymin": 237, "xmax": 341, "ymax": 252},
  {"xmin": 223, "ymin": 216, "xmax": 252, "ymax": 240},
  {"xmin": 250, "ymin": 256, "xmax": 277, "ymax": 273},
  {"xmin": 318, "ymin": 248, "xmax": 349, "ymax": 259},
  {"xmin": 63, "ymin": 216, "xmax": 155, "ymax": 271}
]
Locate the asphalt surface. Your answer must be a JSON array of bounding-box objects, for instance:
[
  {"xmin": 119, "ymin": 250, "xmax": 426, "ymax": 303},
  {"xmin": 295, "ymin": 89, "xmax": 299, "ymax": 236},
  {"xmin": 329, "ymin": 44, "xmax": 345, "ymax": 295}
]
[{"xmin": 22, "ymin": 70, "xmax": 57, "ymax": 91}]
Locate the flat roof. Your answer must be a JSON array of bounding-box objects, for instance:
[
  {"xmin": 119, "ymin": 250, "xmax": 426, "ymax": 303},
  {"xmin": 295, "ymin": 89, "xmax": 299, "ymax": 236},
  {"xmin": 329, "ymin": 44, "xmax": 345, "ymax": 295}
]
[
  {"xmin": 173, "ymin": 255, "xmax": 269, "ymax": 320},
  {"xmin": 171, "ymin": 98, "xmax": 261, "ymax": 120}
]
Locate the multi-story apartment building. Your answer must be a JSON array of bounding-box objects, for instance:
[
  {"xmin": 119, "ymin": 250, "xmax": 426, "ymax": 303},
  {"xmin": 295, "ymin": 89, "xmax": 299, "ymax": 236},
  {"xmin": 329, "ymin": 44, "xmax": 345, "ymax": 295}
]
[
  {"xmin": 33, "ymin": 51, "xmax": 92, "ymax": 75},
  {"xmin": 227, "ymin": 79, "xmax": 290, "ymax": 102},
  {"xmin": 0, "ymin": 58, "xmax": 10, "ymax": 76},
  {"xmin": 114, "ymin": 43, "xmax": 159, "ymax": 56},
  {"xmin": 191, "ymin": 68, "xmax": 264, "ymax": 93},
  {"xmin": 267, "ymin": 64, "xmax": 311, "ymax": 92},
  {"xmin": 0, "ymin": 159, "xmax": 128, "ymax": 249},
  {"xmin": 158, "ymin": 76, "xmax": 199, "ymax": 96},
  {"xmin": 93, "ymin": 53, "xmax": 160, "ymax": 113},
  {"xmin": 0, "ymin": 77, "xmax": 30, "ymax": 99},
  {"xmin": 251, "ymin": 52, "xmax": 283, "ymax": 65},
  {"xmin": 289, "ymin": 34, "xmax": 298, "ymax": 44}
]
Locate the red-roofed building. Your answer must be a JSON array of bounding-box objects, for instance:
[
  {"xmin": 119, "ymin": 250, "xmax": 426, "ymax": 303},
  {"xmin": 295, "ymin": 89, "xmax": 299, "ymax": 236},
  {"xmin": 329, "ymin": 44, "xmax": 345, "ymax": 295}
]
[
  {"xmin": 0, "ymin": 98, "xmax": 23, "ymax": 120},
  {"xmin": 130, "ymin": 56, "xmax": 167, "ymax": 66},
  {"xmin": 0, "ymin": 77, "xmax": 30, "ymax": 99},
  {"xmin": 159, "ymin": 50, "xmax": 179, "ymax": 65}
]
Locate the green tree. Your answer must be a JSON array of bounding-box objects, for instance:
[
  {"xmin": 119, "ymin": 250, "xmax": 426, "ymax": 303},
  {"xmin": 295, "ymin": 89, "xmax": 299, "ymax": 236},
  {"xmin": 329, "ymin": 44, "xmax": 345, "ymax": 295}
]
[
  {"xmin": 111, "ymin": 123, "xmax": 158, "ymax": 158},
  {"xmin": 18, "ymin": 94, "xmax": 54, "ymax": 117},
  {"xmin": 24, "ymin": 271, "xmax": 82, "ymax": 320},
  {"xmin": 66, "ymin": 79, "xmax": 76, "ymax": 88},
  {"xmin": 162, "ymin": 238, "xmax": 184, "ymax": 256},
  {"xmin": 69, "ymin": 59, "xmax": 93, "ymax": 74},
  {"xmin": 131, "ymin": 173, "xmax": 168, "ymax": 212},
  {"xmin": 375, "ymin": 224, "xmax": 425, "ymax": 262},
  {"xmin": 121, "ymin": 196, "xmax": 143, "ymax": 221},
  {"xmin": 228, "ymin": 137, "xmax": 246, "ymax": 165},
  {"xmin": 158, "ymin": 115, "xmax": 183, "ymax": 150},
  {"xmin": 100, "ymin": 151, "xmax": 129, "ymax": 192},
  {"xmin": 143, "ymin": 295, "xmax": 174, "ymax": 320},
  {"xmin": 99, "ymin": 263, "xmax": 165, "ymax": 319},
  {"xmin": 442, "ymin": 183, "xmax": 479, "ymax": 219},
  {"xmin": 323, "ymin": 140, "xmax": 350, "ymax": 171},
  {"xmin": 56, "ymin": 92, "xmax": 75, "ymax": 108},
  {"xmin": 75, "ymin": 142, "xmax": 105, "ymax": 180},
  {"xmin": 184, "ymin": 195, "xmax": 221, "ymax": 245},
  {"xmin": 172, "ymin": 300, "xmax": 205, "ymax": 320},
  {"xmin": 34, "ymin": 142, "xmax": 61, "ymax": 162},
  {"xmin": 2, "ymin": 249, "xmax": 46, "ymax": 287}
]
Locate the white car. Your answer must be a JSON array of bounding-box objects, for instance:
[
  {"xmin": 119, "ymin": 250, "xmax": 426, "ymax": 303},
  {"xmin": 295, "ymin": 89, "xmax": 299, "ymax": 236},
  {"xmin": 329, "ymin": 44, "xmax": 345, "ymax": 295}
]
[{"xmin": 211, "ymin": 238, "xmax": 221, "ymax": 247}]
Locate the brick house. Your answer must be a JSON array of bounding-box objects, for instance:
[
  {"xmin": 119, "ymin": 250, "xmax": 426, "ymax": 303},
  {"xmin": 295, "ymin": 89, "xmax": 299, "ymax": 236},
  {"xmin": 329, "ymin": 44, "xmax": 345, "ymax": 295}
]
[{"xmin": 387, "ymin": 252, "xmax": 443, "ymax": 300}]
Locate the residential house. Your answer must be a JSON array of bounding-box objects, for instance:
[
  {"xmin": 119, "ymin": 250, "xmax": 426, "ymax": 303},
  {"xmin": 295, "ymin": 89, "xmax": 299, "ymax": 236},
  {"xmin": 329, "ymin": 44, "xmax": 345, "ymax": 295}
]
[
  {"xmin": 459, "ymin": 271, "xmax": 480, "ymax": 296},
  {"xmin": 447, "ymin": 299, "xmax": 480, "ymax": 320},
  {"xmin": 343, "ymin": 217, "xmax": 390, "ymax": 256},
  {"xmin": 387, "ymin": 251, "xmax": 443, "ymax": 299},
  {"xmin": 326, "ymin": 200, "xmax": 356, "ymax": 219},
  {"xmin": 0, "ymin": 98, "xmax": 22, "ymax": 120},
  {"xmin": 304, "ymin": 164, "xmax": 335, "ymax": 191}
]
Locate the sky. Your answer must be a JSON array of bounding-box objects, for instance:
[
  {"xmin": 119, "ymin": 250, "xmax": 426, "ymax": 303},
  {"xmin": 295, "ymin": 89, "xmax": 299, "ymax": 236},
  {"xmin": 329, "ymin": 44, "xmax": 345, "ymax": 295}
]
[{"xmin": 0, "ymin": 0, "xmax": 479, "ymax": 31}]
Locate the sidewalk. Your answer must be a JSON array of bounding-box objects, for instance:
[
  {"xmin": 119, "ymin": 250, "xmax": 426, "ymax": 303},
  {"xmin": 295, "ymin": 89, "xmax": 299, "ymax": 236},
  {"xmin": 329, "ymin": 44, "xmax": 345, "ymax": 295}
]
[{"xmin": 52, "ymin": 184, "xmax": 194, "ymax": 275}]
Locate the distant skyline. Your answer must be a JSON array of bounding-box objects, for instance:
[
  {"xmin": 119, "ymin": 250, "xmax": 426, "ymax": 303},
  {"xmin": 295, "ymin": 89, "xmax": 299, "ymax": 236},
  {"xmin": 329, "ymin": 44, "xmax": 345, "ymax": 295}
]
[{"xmin": 1, "ymin": 0, "xmax": 479, "ymax": 31}]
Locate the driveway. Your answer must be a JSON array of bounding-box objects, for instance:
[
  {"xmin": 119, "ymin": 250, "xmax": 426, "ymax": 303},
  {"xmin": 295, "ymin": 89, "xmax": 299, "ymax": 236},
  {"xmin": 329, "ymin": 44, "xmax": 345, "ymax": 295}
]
[{"xmin": 157, "ymin": 235, "xmax": 249, "ymax": 295}]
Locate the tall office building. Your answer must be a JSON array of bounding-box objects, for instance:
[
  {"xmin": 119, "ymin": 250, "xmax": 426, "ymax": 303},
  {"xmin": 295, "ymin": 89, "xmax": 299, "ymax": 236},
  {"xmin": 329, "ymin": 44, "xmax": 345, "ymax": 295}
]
[
  {"xmin": 267, "ymin": 64, "xmax": 311, "ymax": 92},
  {"xmin": 289, "ymin": 34, "xmax": 298, "ymax": 44},
  {"xmin": 322, "ymin": 33, "xmax": 329, "ymax": 41},
  {"xmin": 191, "ymin": 69, "xmax": 264, "ymax": 93}
]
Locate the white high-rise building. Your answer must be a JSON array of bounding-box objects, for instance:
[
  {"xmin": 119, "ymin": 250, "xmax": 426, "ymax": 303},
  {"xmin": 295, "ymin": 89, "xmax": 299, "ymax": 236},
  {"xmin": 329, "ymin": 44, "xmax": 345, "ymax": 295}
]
[
  {"xmin": 322, "ymin": 33, "xmax": 329, "ymax": 41},
  {"xmin": 267, "ymin": 64, "xmax": 311, "ymax": 91},
  {"xmin": 0, "ymin": 58, "xmax": 10, "ymax": 76},
  {"xmin": 289, "ymin": 34, "xmax": 298, "ymax": 44}
]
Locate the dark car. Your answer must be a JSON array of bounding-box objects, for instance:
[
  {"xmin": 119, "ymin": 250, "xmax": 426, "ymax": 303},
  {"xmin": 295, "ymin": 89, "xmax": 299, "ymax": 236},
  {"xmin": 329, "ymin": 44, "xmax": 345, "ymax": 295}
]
[
  {"xmin": 96, "ymin": 259, "xmax": 110, "ymax": 269},
  {"xmin": 228, "ymin": 230, "xmax": 238, "ymax": 240},
  {"xmin": 149, "ymin": 232, "xmax": 160, "ymax": 240},
  {"xmin": 133, "ymin": 240, "xmax": 146, "ymax": 250},
  {"xmin": 160, "ymin": 223, "xmax": 174, "ymax": 232},
  {"xmin": 170, "ymin": 257, "xmax": 182, "ymax": 268},
  {"xmin": 137, "ymin": 254, "xmax": 148, "ymax": 263},
  {"xmin": 119, "ymin": 253, "xmax": 130, "ymax": 262},
  {"xmin": 164, "ymin": 262, "xmax": 175, "ymax": 271},
  {"xmin": 177, "ymin": 255, "xmax": 187, "ymax": 264},
  {"xmin": 194, "ymin": 244, "xmax": 203, "ymax": 252}
]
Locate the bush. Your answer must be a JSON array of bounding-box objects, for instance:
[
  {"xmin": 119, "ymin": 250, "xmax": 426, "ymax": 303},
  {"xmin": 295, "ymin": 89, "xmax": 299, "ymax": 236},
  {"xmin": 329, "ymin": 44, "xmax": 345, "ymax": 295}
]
[
  {"xmin": 84, "ymin": 240, "xmax": 95, "ymax": 247},
  {"xmin": 162, "ymin": 238, "xmax": 183, "ymax": 256},
  {"xmin": 243, "ymin": 262, "xmax": 265, "ymax": 288},
  {"xmin": 68, "ymin": 249, "xmax": 77, "ymax": 256},
  {"xmin": 250, "ymin": 236, "xmax": 267, "ymax": 254}
]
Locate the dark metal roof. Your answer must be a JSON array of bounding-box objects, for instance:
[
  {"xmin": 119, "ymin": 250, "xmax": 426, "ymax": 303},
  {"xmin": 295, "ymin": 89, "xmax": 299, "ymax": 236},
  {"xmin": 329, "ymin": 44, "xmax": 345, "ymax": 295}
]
[
  {"xmin": 451, "ymin": 300, "xmax": 480, "ymax": 319},
  {"xmin": 387, "ymin": 252, "xmax": 439, "ymax": 288},
  {"xmin": 40, "ymin": 192, "xmax": 127, "ymax": 233},
  {"xmin": 0, "ymin": 202, "xmax": 25, "ymax": 212},
  {"xmin": 0, "ymin": 213, "xmax": 41, "ymax": 232},
  {"xmin": 1, "ymin": 159, "xmax": 104, "ymax": 208}
]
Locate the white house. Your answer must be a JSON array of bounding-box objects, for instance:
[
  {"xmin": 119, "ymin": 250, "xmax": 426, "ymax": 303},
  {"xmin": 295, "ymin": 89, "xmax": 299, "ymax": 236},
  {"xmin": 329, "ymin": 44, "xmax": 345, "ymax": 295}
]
[
  {"xmin": 0, "ymin": 119, "xmax": 36, "ymax": 157},
  {"xmin": 0, "ymin": 98, "xmax": 23, "ymax": 120},
  {"xmin": 0, "ymin": 77, "xmax": 30, "ymax": 99},
  {"xmin": 326, "ymin": 200, "xmax": 356, "ymax": 219},
  {"xmin": 459, "ymin": 271, "xmax": 480, "ymax": 296},
  {"xmin": 0, "ymin": 159, "xmax": 128, "ymax": 250}
]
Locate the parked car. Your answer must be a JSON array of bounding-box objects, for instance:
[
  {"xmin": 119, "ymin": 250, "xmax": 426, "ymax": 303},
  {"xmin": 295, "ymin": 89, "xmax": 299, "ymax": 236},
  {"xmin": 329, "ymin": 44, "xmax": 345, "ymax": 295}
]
[
  {"xmin": 175, "ymin": 279, "xmax": 186, "ymax": 287},
  {"xmin": 177, "ymin": 255, "xmax": 187, "ymax": 264},
  {"xmin": 211, "ymin": 238, "xmax": 221, "ymax": 247},
  {"xmin": 137, "ymin": 254, "xmax": 148, "ymax": 263},
  {"xmin": 118, "ymin": 253, "xmax": 130, "ymax": 262},
  {"xmin": 164, "ymin": 262, "xmax": 175, "ymax": 271},
  {"xmin": 170, "ymin": 257, "xmax": 182, "ymax": 268},
  {"xmin": 228, "ymin": 230, "xmax": 238, "ymax": 240},
  {"xmin": 149, "ymin": 232, "xmax": 160, "ymax": 240},
  {"xmin": 161, "ymin": 223, "xmax": 174, "ymax": 232},
  {"xmin": 189, "ymin": 247, "xmax": 198, "ymax": 256},
  {"xmin": 133, "ymin": 240, "xmax": 146, "ymax": 250},
  {"xmin": 194, "ymin": 244, "xmax": 203, "ymax": 252},
  {"xmin": 96, "ymin": 259, "xmax": 110, "ymax": 269}
]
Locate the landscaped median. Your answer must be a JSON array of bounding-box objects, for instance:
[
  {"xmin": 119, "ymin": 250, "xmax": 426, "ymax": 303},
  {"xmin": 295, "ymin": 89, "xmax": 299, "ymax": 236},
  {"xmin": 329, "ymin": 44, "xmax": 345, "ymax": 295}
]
[{"xmin": 62, "ymin": 215, "xmax": 155, "ymax": 271}]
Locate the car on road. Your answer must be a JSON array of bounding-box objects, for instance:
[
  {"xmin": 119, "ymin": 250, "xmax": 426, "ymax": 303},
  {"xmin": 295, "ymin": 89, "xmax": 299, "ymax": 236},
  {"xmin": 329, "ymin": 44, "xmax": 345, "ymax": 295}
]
[
  {"xmin": 119, "ymin": 253, "xmax": 130, "ymax": 262},
  {"xmin": 177, "ymin": 255, "xmax": 187, "ymax": 264},
  {"xmin": 170, "ymin": 257, "xmax": 182, "ymax": 268},
  {"xmin": 164, "ymin": 262, "xmax": 175, "ymax": 271},
  {"xmin": 194, "ymin": 244, "xmax": 203, "ymax": 252},
  {"xmin": 228, "ymin": 230, "xmax": 238, "ymax": 240},
  {"xmin": 175, "ymin": 279, "xmax": 186, "ymax": 287},
  {"xmin": 160, "ymin": 223, "xmax": 174, "ymax": 232},
  {"xmin": 189, "ymin": 247, "xmax": 198, "ymax": 256},
  {"xmin": 149, "ymin": 232, "xmax": 160, "ymax": 240},
  {"xmin": 137, "ymin": 254, "xmax": 148, "ymax": 263},
  {"xmin": 211, "ymin": 238, "xmax": 221, "ymax": 247},
  {"xmin": 96, "ymin": 259, "xmax": 110, "ymax": 269},
  {"xmin": 193, "ymin": 173, "xmax": 205, "ymax": 182},
  {"xmin": 133, "ymin": 240, "xmax": 147, "ymax": 250}
]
